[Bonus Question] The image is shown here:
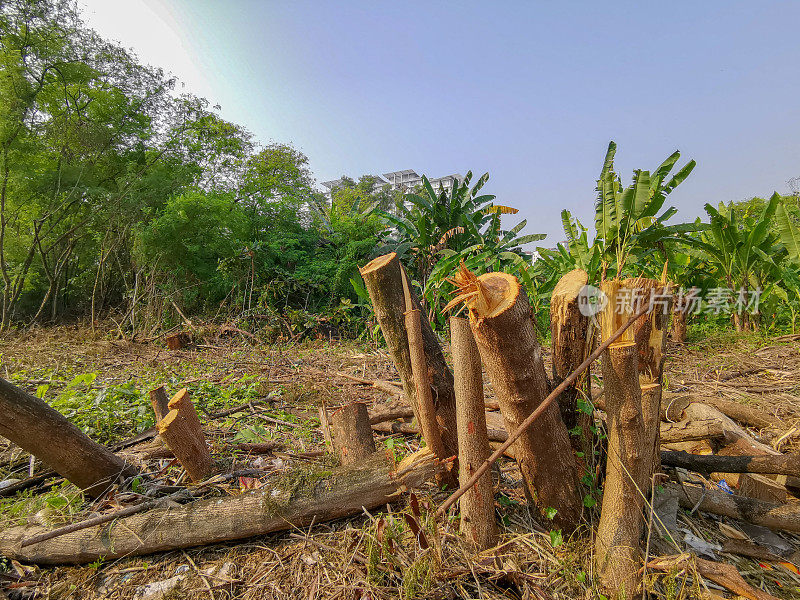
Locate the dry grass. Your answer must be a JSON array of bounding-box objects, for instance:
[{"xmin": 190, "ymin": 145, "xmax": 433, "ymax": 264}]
[{"xmin": 1, "ymin": 324, "xmax": 800, "ymax": 599}]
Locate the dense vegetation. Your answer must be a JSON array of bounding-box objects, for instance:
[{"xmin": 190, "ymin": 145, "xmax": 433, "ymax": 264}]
[{"xmin": 3, "ymin": 0, "xmax": 800, "ymax": 340}]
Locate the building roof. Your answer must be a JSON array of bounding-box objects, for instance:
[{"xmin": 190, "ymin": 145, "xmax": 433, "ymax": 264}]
[{"xmin": 382, "ymin": 169, "xmax": 420, "ymax": 179}]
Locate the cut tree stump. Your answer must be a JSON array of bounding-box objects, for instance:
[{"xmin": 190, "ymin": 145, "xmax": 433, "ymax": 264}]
[
  {"xmin": 166, "ymin": 332, "xmax": 192, "ymax": 350},
  {"xmin": 156, "ymin": 389, "xmax": 215, "ymax": 481},
  {"xmin": 0, "ymin": 377, "xmax": 136, "ymax": 498},
  {"xmin": 330, "ymin": 402, "xmax": 376, "ymax": 465},
  {"xmin": 594, "ymin": 340, "xmax": 644, "ymax": 599},
  {"xmin": 451, "ymin": 316, "xmax": 496, "ymax": 550},
  {"xmin": 359, "ymin": 253, "xmax": 458, "ymax": 457},
  {"xmin": 622, "ymin": 277, "xmax": 672, "ymax": 488},
  {"xmin": 550, "ymin": 269, "xmax": 592, "ymax": 452},
  {"xmin": 449, "ymin": 266, "xmax": 581, "ymax": 531},
  {"xmin": 0, "ymin": 450, "xmax": 445, "ymax": 565},
  {"xmin": 404, "ymin": 288, "xmax": 448, "ymax": 464}
]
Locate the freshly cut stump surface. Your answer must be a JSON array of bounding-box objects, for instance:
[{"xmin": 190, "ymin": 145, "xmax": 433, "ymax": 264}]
[{"xmin": 463, "ymin": 271, "xmax": 581, "ymax": 531}]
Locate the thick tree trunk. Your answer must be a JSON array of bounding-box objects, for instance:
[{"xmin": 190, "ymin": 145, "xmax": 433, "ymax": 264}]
[
  {"xmin": 330, "ymin": 402, "xmax": 376, "ymax": 465},
  {"xmin": 450, "ymin": 316, "xmax": 496, "ymax": 550},
  {"xmin": 359, "ymin": 253, "xmax": 457, "ymax": 457},
  {"xmin": 550, "ymin": 269, "xmax": 592, "ymax": 452},
  {"xmin": 156, "ymin": 389, "xmax": 215, "ymax": 482},
  {"xmin": 0, "ymin": 377, "xmax": 136, "ymax": 498},
  {"xmin": 460, "ymin": 270, "xmax": 581, "ymax": 531},
  {"xmin": 594, "ymin": 341, "xmax": 644, "ymax": 599},
  {"xmin": 0, "ymin": 450, "xmax": 444, "ymax": 565}
]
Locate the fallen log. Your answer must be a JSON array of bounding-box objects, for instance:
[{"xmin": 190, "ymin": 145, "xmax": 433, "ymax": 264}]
[
  {"xmin": 683, "ymin": 403, "xmax": 777, "ymax": 455},
  {"xmin": 667, "ymin": 481, "xmax": 800, "ymax": 533},
  {"xmin": 0, "ymin": 450, "xmax": 444, "ymax": 565},
  {"xmin": 157, "ymin": 389, "xmax": 215, "ymax": 481},
  {"xmin": 359, "ymin": 253, "xmax": 458, "ymax": 457},
  {"xmin": 596, "ymin": 392, "xmax": 783, "ymax": 430},
  {"xmin": 330, "ymin": 402, "xmax": 376, "ymax": 465},
  {"xmin": 698, "ymin": 396, "xmax": 784, "ymax": 430},
  {"xmin": 661, "ymin": 450, "xmax": 800, "ymax": 476},
  {"xmin": 0, "ymin": 377, "xmax": 136, "ymax": 498},
  {"xmin": 451, "ymin": 316, "xmax": 496, "ymax": 550},
  {"xmin": 659, "ymin": 419, "xmax": 726, "ymax": 443},
  {"xmin": 448, "ymin": 267, "xmax": 581, "ymax": 530}
]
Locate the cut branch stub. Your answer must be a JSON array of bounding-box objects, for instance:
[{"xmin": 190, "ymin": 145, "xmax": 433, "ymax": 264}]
[
  {"xmin": 550, "ymin": 269, "xmax": 592, "ymax": 449},
  {"xmin": 0, "ymin": 377, "xmax": 136, "ymax": 498},
  {"xmin": 359, "ymin": 253, "xmax": 458, "ymax": 457},
  {"xmin": 330, "ymin": 402, "xmax": 376, "ymax": 465},
  {"xmin": 149, "ymin": 385, "xmax": 170, "ymax": 423},
  {"xmin": 449, "ymin": 266, "xmax": 581, "ymax": 531},
  {"xmin": 451, "ymin": 316, "xmax": 496, "ymax": 549},
  {"xmin": 156, "ymin": 388, "xmax": 215, "ymax": 482}
]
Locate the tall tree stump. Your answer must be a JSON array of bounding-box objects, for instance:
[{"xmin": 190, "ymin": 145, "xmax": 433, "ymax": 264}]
[
  {"xmin": 550, "ymin": 269, "xmax": 592, "ymax": 452},
  {"xmin": 622, "ymin": 277, "xmax": 672, "ymax": 487},
  {"xmin": 157, "ymin": 388, "xmax": 215, "ymax": 481},
  {"xmin": 449, "ymin": 267, "xmax": 581, "ymax": 531},
  {"xmin": 330, "ymin": 402, "xmax": 376, "ymax": 465},
  {"xmin": 359, "ymin": 253, "xmax": 458, "ymax": 457},
  {"xmin": 451, "ymin": 316, "xmax": 496, "ymax": 549},
  {"xmin": 0, "ymin": 378, "xmax": 136, "ymax": 497}
]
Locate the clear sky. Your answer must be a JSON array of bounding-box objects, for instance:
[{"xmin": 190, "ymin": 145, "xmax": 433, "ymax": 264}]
[{"xmin": 78, "ymin": 0, "xmax": 800, "ymax": 243}]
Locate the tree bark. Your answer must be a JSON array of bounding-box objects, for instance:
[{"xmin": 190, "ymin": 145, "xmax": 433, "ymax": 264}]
[
  {"xmin": 405, "ymin": 307, "xmax": 448, "ymax": 462},
  {"xmin": 359, "ymin": 253, "xmax": 457, "ymax": 457},
  {"xmin": 0, "ymin": 450, "xmax": 445, "ymax": 565},
  {"xmin": 550, "ymin": 269, "xmax": 592, "ymax": 452},
  {"xmin": 0, "ymin": 377, "xmax": 136, "ymax": 498},
  {"xmin": 671, "ymin": 304, "xmax": 687, "ymax": 343},
  {"xmin": 450, "ymin": 316, "xmax": 496, "ymax": 550},
  {"xmin": 156, "ymin": 389, "xmax": 215, "ymax": 481},
  {"xmin": 461, "ymin": 270, "xmax": 581, "ymax": 531},
  {"xmin": 659, "ymin": 419, "xmax": 726, "ymax": 443},
  {"xmin": 330, "ymin": 402, "xmax": 376, "ymax": 465},
  {"xmin": 622, "ymin": 277, "xmax": 672, "ymax": 486},
  {"xmin": 149, "ymin": 385, "xmax": 170, "ymax": 422},
  {"xmin": 594, "ymin": 341, "xmax": 644, "ymax": 599}
]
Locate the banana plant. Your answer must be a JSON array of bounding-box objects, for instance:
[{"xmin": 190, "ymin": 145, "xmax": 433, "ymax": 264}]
[
  {"xmin": 594, "ymin": 141, "xmax": 698, "ymax": 278},
  {"xmin": 684, "ymin": 193, "xmax": 785, "ymax": 331},
  {"xmin": 772, "ymin": 199, "xmax": 800, "ymax": 331},
  {"xmin": 380, "ymin": 171, "xmax": 498, "ymax": 290}
]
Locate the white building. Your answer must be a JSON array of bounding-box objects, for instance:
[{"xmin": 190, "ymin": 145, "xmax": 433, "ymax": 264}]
[{"xmin": 321, "ymin": 169, "xmax": 464, "ymax": 197}]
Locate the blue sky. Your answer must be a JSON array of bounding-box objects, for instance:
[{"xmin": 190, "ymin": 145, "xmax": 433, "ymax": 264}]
[{"xmin": 79, "ymin": 1, "xmax": 800, "ymax": 243}]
